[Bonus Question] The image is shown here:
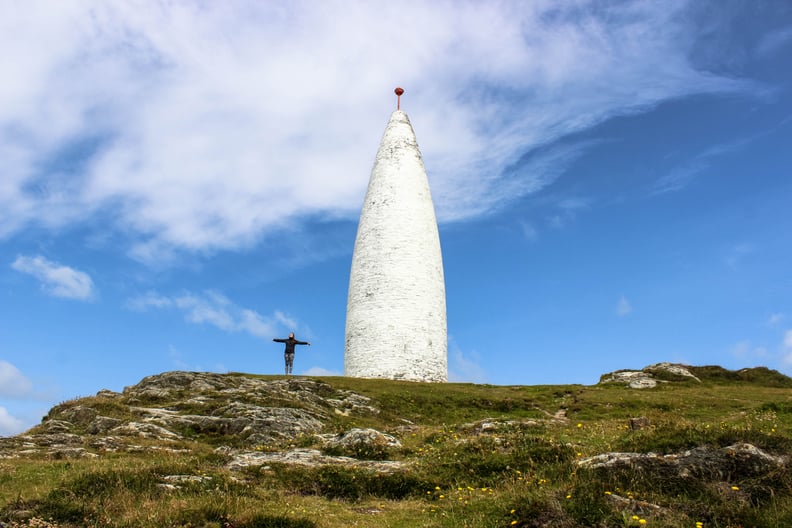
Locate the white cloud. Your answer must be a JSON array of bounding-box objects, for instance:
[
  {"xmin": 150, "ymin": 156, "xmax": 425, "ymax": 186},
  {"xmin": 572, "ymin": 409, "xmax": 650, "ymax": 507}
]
[
  {"xmin": 11, "ymin": 255, "xmax": 95, "ymax": 300},
  {"xmin": 0, "ymin": 360, "xmax": 34, "ymax": 398},
  {"xmin": 652, "ymin": 135, "xmax": 757, "ymax": 195},
  {"xmin": 520, "ymin": 221, "xmax": 538, "ymax": 241},
  {"xmin": 756, "ymin": 27, "xmax": 792, "ymax": 57},
  {"xmin": 301, "ymin": 367, "xmax": 342, "ymax": 377},
  {"xmin": 731, "ymin": 340, "xmax": 767, "ymax": 360},
  {"xmin": 0, "ymin": 406, "xmax": 26, "ymax": 437},
  {"xmin": 616, "ymin": 295, "xmax": 633, "ymax": 316},
  {"xmin": 130, "ymin": 290, "xmax": 295, "ymax": 339},
  {"xmin": 782, "ymin": 330, "xmax": 792, "ymax": 366},
  {"xmin": 724, "ymin": 243, "xmax": 755, "ymax": 270},
  {"xmin": 448, "ymin": 345, "xmax": 488, "ymax": 384},
  {"xmin": 768, "ymin": 313, "xmax": 784, "ymax": 326},
  {"xmin": 0, "ymin": 1, "xmax": 753, "ymax": 260}
]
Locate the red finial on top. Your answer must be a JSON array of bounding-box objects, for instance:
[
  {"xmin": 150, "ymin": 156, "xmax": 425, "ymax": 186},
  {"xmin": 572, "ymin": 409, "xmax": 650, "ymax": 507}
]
[{"xmin": 394, "ymin": 87, "xmax": 404, "ymax": 110}]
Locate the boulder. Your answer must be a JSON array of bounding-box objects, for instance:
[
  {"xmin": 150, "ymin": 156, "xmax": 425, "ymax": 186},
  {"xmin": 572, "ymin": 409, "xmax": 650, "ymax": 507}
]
[
  {"xmin": 224, "ymin": 447, "xmax": 404, "ymax": 472},
  {"xmin": 325, "ymin": 428, "xmax": 401, "ymax": 450},
  {"xmin": 87, "ymin": 416, "xmax": 123, "ymax": 435},
  {"xmin": 578, "ymin": 442, "xmax": 786, "ymax": 480},
  {"xmin": 110, "ymin": 422, "xmax": 182, "ymax": 441}
]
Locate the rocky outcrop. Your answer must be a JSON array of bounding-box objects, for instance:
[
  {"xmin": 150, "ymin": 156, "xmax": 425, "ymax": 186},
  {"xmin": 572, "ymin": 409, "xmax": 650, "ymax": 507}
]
[
  {"xmin": 0, "ymin": 372, "xmax": 384, "ymax": 461},
  {"xmin": 600, "ymin": 363, "xmax": 700, "ymax": 388},
  {"xmin": 578, "ymin": 442, "xmax": 786, "ymax": 478},
  {"xmin": 223, "ymin": 447, "xmax": 405, "ymax": 473}
]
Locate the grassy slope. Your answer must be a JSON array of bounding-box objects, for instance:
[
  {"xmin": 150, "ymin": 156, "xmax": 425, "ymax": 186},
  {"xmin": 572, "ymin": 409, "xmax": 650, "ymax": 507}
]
[{"xmin": 2, "ymin": 368, "xmax": 792, "ymax": 528}]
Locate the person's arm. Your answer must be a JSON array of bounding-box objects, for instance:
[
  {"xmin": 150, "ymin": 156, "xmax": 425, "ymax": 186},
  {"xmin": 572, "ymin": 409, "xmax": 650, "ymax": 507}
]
[
  {"xmin": 273, "ymin": 338, "xmax": 287, "ymax": 343},
  {"xmin": 295, "ymin": 340, "xmax": 310, "ymax": 346}
]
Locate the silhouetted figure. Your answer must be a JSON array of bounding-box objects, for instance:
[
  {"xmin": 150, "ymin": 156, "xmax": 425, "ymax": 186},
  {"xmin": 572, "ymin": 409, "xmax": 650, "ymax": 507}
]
[{"xmin": 272, "ymin": 332, "xmax": 311, "ymax": 375}]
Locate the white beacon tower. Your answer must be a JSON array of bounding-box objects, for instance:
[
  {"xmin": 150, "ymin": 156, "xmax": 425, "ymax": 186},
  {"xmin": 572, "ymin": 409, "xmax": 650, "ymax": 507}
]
[{"xmin": 344, "ymin": 88, "xmax": 447, "ymax": 382}]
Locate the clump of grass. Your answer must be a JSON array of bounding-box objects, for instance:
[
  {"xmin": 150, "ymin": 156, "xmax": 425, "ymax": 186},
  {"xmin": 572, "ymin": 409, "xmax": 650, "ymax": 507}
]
[
  {"xmin": 412, "ymin": 426, "xmax": 575, "ymax": 489},
  {"xmin": 616, "ymin": 419, "xmax": 792, "ymax": 454},
  {"xmin": 321, "ymin": 441, "xmax": 391, "ymax": 461},
  {"xmin": 262, "ymin": 464, "xmax": 435, "ymax": 501}
]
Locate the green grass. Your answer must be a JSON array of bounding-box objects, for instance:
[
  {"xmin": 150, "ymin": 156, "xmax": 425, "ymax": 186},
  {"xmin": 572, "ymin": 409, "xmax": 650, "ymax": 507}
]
[{"xmin": 3, "ymin": 369, "xmax": 792, "ymax": 527}]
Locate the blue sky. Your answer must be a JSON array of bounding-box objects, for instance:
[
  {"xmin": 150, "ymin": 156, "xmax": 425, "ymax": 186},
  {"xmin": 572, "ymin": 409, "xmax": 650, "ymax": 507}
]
[{"xmin": 2, "ymin": 1, "xmax": 792, "ymax": 436}]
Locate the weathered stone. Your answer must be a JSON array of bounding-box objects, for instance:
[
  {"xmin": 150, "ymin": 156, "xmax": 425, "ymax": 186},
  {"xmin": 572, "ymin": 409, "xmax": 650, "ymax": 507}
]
[
  {"xmin": 110, "ymin": 422, "xmax": 181, "ymax": 440},
  {"xmin": 600, "ymin": 363, "xmax": 702, "ymax": 388},
  {"xmin": 600, "ymin": 370, "xmax": 654, "ymax": 385},
  {"xmin": 58, "ymin": 405, "xmax": 98, "ymax": 426},
  {"xmin": 88, "ymin": 436, "xmax": 125, "ymax": 451},
  {"xmin": 21, "ymin": 433, "xmax": 82, "ymax": 447},
  {"xmin": 578, "ymin": 443, "xmax": 786, "ymax": 480},
  {"xmin": 465, "ymin": 418, "xmax": 544, "ymax": 435},
  {"xmin": 629, "ymin": 378, "xmax": 657, "ymax": 389},
  {"xmin": 40, "ymin": 420, "xmax": 74, "ymax": 433},
  {"xmin": 628, "ymin": 417, "xmax": 651, "ymax": 430},
  {"xmin": 87, "ymin": 416, "xmax": 123, "ymax": 434},
  {"xmin": 49, "ymin": 447, "xmax": 98, "ymax": 459},
  {"xmin": 162, "ymin": 474, "xmax": 212, "ymax": 484},
  {"xmin": 325, "ymin": 428, "xmax": 401, "ymax": 451},
  {"xmin": 225, "ymin": 448, "xmax": 405, "ymax": 473},
  {"xmin": 643, "ymin": 362, "xmax": 700, "ymax": 382}
]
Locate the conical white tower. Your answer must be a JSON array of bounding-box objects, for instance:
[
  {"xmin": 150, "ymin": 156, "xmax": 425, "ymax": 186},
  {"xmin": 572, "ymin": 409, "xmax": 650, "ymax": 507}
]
[{"xmin": 344, "ymin": 90, "xmax": 447, "ymax": 382}]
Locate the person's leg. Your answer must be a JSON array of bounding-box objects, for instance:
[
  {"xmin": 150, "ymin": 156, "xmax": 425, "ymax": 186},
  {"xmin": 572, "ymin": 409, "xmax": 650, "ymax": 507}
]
[{"xmin": 286, "ymin": 353, "xmax": 294, "ymax": 375}]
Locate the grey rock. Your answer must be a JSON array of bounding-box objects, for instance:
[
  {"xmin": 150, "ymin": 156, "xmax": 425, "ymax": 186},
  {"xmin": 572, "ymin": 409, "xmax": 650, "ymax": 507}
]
[
  {"xmin": 110, "ymin": 422, "xmax": 182, "ymax": 440},
  {"xmin": 629, "ymin": 378, "xmax": 657, "ymax": 389},
  {"xmin": 325, "ymin": 428, "xmax": 401, "ymax": 450},
  {"xmin": 578, "ymin": 443, "xmax": 786, "ymax": 479},
  {"xmin": 644, "ymin": 362, "xmax": 701, "ymax": 382},
  {"xmin": 40, "ymin": 420, "xmax": 74, "ymax": 433},
  {"xmin": 21, "ymin": 433, "xmax": 82, "ymax": 447},
  {"xmin": 628, "ymin": 417, "xmax": 651, "ymax": 430},
  {"xmin": 87, "ymin": 416, "xmax": 123, "ymax": 434},
  {"xmin": 225, "ymin": 448, "xmax": 405, "ymax": 472},
  {"xmin": 49, "ymin": 447, "xmax": 98, "ymax": 459},
  {"xmin": 58, "ymin": 405, "xmax": 98, "ymax": 425}
]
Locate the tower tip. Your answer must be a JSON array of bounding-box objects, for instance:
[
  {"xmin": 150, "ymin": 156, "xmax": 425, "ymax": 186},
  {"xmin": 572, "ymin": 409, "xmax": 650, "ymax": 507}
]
[{"xmin": 394, "ymin": 87, "xmax": 404, "ymax": 110}]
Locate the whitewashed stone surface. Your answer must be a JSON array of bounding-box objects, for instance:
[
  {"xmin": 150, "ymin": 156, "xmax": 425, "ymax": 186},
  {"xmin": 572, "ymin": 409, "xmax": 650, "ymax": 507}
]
[{"xmin": 345, "ymin": 110, "xmax": 447, "ymax": 382}]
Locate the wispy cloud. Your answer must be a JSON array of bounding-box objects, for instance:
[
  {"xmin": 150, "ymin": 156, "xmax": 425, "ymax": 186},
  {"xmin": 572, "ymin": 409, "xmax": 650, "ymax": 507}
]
[
  {"xmin": 301, "ymin": 366, "xmax": 342, "ymax": 377},
  {"xmin": 0, "ymin": 406, "xmax": 26, "ymax": 437},
  {"xmin": 731, "ymin": 340, "xmax": 768, "ymax": 360},
  {"xmin": 724, "ymin": 243, "xmax": 755, "ymax": 270},
  {"xmin": 616, "ymin": 295, "xmax": 633, "ymax": 316},
  {"xmin": 519, "ymin": 221, "xmax": 538, "ymax": 241},
  {"xmin": 0, "ymin": 1, "xmax": 754, "ymax": 261},
  {"xmin": 448, "ymin": 343, "xmax": 488, "ymax": 384},
  {"xmin": 10, "ymin": 255, "xmax": 95, "ymax": 300},
  {"xmin": 768, "ymin": 313, "xmax": 784, "ymax": 327},
  {"xmin": 756, "ymin": 27, "xmax": 792, "ymax": 57},
  {"xmin": 651, "ymin": 135, "xmax": 757, "ymax": 195},
  {"xmin": 167, "ymin": 344, "xmax": 227, "ymax": 373},
  {"xmin": 0, "ymin": 360, "xmax": 34, "ymax": 398},
  {"xmin": 0, "ymin": 361, "xmax": 40, "ymax": 436},
  {"xmin": 782, "ymin": 330, "xmax": 792, "ymax": 366},
  {"xmin": 129, "ymin": 290, "xmax": 296, "ymax": 339}
]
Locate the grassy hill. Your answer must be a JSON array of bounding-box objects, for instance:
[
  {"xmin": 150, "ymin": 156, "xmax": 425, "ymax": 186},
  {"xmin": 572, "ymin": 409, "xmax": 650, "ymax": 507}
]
[{"xmin": 1, "ymin": 365, "xmax": 791, "ymax": 527}]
